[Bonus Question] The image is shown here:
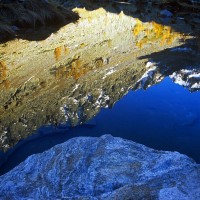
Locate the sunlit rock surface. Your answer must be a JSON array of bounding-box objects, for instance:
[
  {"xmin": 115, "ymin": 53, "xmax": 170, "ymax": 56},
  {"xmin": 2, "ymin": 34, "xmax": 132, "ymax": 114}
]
[{"xmin": 0, "ymin": 135, "xmax": 199, "ymax": 200}]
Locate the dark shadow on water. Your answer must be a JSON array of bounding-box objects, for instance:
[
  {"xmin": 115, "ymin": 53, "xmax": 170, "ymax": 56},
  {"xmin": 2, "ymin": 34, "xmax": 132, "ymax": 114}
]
[{"xmin": 138, "ymin": 38, "xmax": 200, "ymax": 73}]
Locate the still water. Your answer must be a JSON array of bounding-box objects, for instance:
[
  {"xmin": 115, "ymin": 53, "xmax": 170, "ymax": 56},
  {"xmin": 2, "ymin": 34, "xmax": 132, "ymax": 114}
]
[{"xmin": 1, "ymin": 76, "xmax": 200, "ymax": 175}]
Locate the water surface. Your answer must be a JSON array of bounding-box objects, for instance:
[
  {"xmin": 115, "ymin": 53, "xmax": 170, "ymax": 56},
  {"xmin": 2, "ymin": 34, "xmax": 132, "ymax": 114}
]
[
  {"xmin": 0, "ymin": 19, "xmax": 200, "ymax": 175},
  {"xmin": 1, "ymin": 75, "xmax": 200, "ymax": 175}
]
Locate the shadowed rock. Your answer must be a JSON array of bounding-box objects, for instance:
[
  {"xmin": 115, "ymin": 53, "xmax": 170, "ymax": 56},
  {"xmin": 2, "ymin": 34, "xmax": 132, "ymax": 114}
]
[{"xmin": 0, "ymin": 135, "xmax": 199, "ymax": 199}]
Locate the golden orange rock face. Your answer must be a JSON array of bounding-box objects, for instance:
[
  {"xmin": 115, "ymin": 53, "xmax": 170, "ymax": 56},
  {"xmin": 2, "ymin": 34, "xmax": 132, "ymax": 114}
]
[
  {"xmin": 0, "ymin": 60, "xmax": 10, "ymax": 90},
  {"xmin": 67, "ymin": 59, "xmax": 86, "ymax": 80},
  {"xmin": 54, "ymin": 59, "xmax": 86, "ymax": 80},
  {"xmin": 0, "ymin": 61, "xmax": 7, "ymax": 80},
  {"xmin": 54, "ymin": 46, "xmax": 62, "ymax": 61},
  {"xmin": 55, "ymin": 57, "xmax": 104, "ymax": 81},
  {"xmin": 133, "ymin": 19, "xmax": 182, "ymax": 49},
  {"xmin": 54, "ymin": 45, "xmax": 70, "ymax": 61}
]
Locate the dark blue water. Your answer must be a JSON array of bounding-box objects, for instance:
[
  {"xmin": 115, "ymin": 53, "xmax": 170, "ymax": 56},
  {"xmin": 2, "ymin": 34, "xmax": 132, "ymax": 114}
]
[
  {"xmin": 94, "ymin": 78, "xmax": 200, "ymax": 160},
  {"xmin": 1, "ymin": 77, "xmax": 200, "ymax": 175}
]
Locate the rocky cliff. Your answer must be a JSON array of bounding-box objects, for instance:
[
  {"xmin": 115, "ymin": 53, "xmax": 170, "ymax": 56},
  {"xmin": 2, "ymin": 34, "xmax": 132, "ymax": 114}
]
[{"xmin": 0, "ymin": 135, "xmax": 199, "ymax": 199}]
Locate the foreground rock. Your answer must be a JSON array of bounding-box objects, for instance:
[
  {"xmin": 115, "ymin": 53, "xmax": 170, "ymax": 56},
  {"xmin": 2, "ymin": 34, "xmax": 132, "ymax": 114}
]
[{"xmin": 0, "ymin": 135, "xmax": 199, "ymax": 199}]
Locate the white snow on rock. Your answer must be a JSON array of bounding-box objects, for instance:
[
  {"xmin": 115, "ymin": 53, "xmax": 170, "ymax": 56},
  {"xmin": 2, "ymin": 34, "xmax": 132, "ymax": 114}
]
[
  {"xmin": 169, "ymin": 68, "xmax": 200, "ymax": 91},
  {"xmin": 137, "ymin": 62, "xmax": 158, "ymax": 88},
  {"xmin": 169, "ymin": 72, "xmax": 188, "ymax": 87},
  {"xmin": 103, "ymin": 67, "xmax": 117, "ymax": 79}
]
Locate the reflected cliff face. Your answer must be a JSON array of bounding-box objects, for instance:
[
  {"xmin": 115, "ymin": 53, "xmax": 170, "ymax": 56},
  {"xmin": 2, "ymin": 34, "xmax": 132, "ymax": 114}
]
[{"xmin": 0, "ymin": 11, "xmax": 200, "ymax": 152}]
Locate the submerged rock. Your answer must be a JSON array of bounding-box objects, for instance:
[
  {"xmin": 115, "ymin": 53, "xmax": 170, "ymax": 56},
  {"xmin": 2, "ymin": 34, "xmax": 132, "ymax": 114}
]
[{"xmin": 0, "ymin": 135, "xmax": 199, "ymax": 199}]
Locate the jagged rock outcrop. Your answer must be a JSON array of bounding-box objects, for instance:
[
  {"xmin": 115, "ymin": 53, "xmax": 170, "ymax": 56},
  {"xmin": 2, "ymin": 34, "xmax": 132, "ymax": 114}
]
[{"xmin": 0, "ymin": 135, "xmax": 199, "ymax": 199}]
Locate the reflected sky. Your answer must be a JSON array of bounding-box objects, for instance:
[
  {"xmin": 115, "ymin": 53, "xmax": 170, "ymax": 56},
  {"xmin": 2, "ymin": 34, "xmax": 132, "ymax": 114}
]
[
  {"xmin": 1, "ymin": 76, "xmax": 200, "ymax": 175},
  {"xmin": 94, "ymin": 77, "xmax": 200, "ymax": 162}
]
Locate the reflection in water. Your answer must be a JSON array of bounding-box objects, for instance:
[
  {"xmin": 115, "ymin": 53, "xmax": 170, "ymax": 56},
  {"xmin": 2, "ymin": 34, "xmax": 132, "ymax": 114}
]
[
  {"xmin": 54, "ymin": 46, "xmax": 70, "ymax": 62},
  {"xmin": 0, "ymin": 61, "xmax": 7, "ymax": 81},
  {"xmin": 0, "ymin": 42, "xmax": 199, "ymax": 152},
  {"xmin": 0, "ymin": 6, "xmax": 200, "ymax": 175},
  {"xmin": 1, "ymin": 77, "xmax": 200, "ymax": 175},
  {"xmin": 54, "ymin": 46, "xmax": 62, "ymax": 61},
  {"xmin": 54, "ymin": 58, "xmax": 104, "ymax": 80},
  {"xmin": 170, "ymin": 68, "xmax": 200, "ymax": 92},
  {"xmin": 94, "ymin": 78, "xmax": 200, "ymax": 162},
  {"xmin": 0, "ymin": 61, "xmax": 10, "ymax": 90},
  {"xmin": 133, "ymin": 19, "xmax": 182, "ymax": 49}
]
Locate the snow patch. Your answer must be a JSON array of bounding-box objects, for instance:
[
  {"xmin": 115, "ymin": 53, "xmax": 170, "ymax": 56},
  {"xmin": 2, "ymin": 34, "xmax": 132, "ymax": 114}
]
[
  {"xmin": 137, "ymin": 65, "xmax": 157, "ymax": 88},
  {"xmin": 94, "ymin": 89, "xmax": 110, "ymax": 108},
  {"xmin": 169, "ymin": 67, "xmax": 200, "ymax": 91},
  {"xmin": 169, "ymin": 72, "xmax": 188, "ymax": 87},
  {"xmin": 0, "ymin": 131, "xmax": 9, "ymax": 149},
  {"xmin": 191, "ymin": 83, "xmax": 200, "ymax": 89},
  {"xmin": 60, "ymin": 105, "xmax": 69, "ymax": 121},
  {"xmin": 72, "ymin": 84, "xmax": 80, "ymax": 92},
  {"xmin": 188, "ymin": 73, "xmax": 200, "ymax": 79},
  {"xmin": 103, "ymin": 68, "xmax": 116, "ymax": 79}
]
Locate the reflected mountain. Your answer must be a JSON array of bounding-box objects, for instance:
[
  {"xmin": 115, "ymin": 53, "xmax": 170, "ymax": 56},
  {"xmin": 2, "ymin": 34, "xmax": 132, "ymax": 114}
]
[
  {"xmin": 139, "ymin": 38, "xmax": 200, "ymax": 91},
  {"xmin": 0, "ymin": 27, "xmax": 200, "ymax": 153},
  {"xmin": 0, "ymin": 2, "xmax": 200, "ymax": 153},
  {"xmin": 1, "ymin": 0, "xmax": 200, "ymax": 42}
]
